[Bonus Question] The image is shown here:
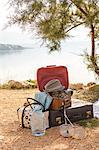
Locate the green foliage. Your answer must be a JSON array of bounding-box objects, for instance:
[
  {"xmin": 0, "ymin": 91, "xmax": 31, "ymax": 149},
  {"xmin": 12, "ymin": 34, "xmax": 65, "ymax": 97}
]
[
  {"xmin": 26, "ymin": 79, "xmax": 37, "ymax": 87},
  {"xmin": 8, "ymin": 0, "xmax": 99, "ymax": 51},
  {"xmin": 37, "ymin": 2, "xmax": 71, "ymax": 51},
  {"xmin": 78, "ymin": 118, "xmax": 99, "ymax": 128},
  {"xmin": 73, "ymin": 0, "xmax": 99, "ymax": 38},
  {"xmin": 82, "ymin": 51, "xmax": 99, "ymax": 77}
]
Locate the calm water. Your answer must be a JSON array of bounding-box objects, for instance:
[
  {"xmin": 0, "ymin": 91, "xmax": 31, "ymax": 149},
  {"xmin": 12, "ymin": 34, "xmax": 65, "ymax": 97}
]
[{"xmin": 0, "ymin": 41, "xmax": 97, "ymax": 84}]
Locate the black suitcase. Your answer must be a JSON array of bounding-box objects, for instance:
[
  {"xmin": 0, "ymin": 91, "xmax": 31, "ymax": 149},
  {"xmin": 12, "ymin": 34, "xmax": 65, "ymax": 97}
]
[
  {"xmin": 49, "ymin": 108, "xmax": 65, "ymax": 127},
  {"xmin": 65, "ymin": 104, "xmax": 93, "ymax": 122}
]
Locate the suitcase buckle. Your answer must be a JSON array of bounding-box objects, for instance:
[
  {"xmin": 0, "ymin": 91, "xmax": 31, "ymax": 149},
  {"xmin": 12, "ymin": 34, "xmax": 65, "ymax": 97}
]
[{"xmin": 56, "ymin": 117, "xmax": 62, "ymax": 125}]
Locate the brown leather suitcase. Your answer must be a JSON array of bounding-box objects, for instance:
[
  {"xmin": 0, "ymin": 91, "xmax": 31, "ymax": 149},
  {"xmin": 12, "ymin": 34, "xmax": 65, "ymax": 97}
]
[{"xmin": 49, "ymin": 97, "xmax": 71, "ymax": 110}]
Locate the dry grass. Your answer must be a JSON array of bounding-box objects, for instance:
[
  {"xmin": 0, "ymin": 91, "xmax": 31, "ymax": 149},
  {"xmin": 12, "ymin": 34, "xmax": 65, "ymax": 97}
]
[{"xmin": 72, "ymin": 89, "xmax": 99, "ymax": 103}]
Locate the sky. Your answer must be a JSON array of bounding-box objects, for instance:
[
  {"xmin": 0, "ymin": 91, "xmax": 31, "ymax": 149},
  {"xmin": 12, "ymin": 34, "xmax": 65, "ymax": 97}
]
[
  {"xmin": 0, "ymin": 0, "xmax": 36, "ymax": 45},
  {"xmin": 0, "ymin": 0, "xmax": 98, "ymax": 84}
]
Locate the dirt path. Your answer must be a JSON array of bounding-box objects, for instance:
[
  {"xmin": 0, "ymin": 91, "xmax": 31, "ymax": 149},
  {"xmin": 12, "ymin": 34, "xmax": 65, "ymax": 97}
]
[{"xmin": 0, "ymin": 89, "xmax": 99, "ymax": 150}]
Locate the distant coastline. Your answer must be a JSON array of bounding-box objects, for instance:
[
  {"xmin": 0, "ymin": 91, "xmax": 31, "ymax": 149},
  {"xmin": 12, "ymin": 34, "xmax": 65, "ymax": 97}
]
[{"xmin": 0, "ymin": 43, "xmax": 26, "ymax": 50}]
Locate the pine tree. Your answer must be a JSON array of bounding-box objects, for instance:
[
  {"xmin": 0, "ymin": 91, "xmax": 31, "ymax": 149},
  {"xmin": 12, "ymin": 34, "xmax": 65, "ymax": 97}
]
[{"xmin": 8, "ymin": 0, "xmax": 99, "ymax": 76}]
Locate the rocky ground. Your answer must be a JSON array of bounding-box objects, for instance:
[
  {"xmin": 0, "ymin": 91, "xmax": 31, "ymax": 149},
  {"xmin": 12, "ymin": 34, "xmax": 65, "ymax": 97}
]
[{"xmin": 0, "ymin": 89, "xmax": 99, "ymax": 150}]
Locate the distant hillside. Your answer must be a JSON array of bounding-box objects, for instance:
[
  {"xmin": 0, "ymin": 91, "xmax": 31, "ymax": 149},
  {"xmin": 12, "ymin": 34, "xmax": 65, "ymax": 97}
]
[{"xmin": 0, "ymin": 44, "xmax": 25, "ymax": 50}]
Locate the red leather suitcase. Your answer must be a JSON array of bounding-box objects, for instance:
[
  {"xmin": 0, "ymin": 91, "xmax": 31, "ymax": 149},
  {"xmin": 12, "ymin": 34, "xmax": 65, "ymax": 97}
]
[{"xmin": 37, "ymin": 65, "xmax": 69, "ymax": 91}]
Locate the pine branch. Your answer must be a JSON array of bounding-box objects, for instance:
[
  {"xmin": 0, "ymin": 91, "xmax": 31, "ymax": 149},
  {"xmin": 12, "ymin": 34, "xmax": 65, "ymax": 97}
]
[
  {"xmin": 65, "ymin": 22, "xmax": 84, "ymax": 33},
  {"xmin": 70, "ymin": 0, "xmax": 88, "ymax": 16}
]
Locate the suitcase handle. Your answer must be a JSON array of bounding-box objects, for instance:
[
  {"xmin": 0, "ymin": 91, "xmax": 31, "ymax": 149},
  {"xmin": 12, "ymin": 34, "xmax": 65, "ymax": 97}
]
[
  {"xmin": 27, "ymin": 98, "xmax": 45, "ymax": 111},
  {"xmin": 46, "ymin": 65, "xmax": 56, "ymax": 67}
]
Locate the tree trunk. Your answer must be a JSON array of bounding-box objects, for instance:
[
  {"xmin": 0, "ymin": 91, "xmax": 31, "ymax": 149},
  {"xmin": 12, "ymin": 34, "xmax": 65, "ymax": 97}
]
[
  {"xmin": 91, "ymin": 25, "xmax": 95, "ymax": 57},
  {"xmin": 90, "ymin": 25, "xmax": 99, "ymax": 76}
]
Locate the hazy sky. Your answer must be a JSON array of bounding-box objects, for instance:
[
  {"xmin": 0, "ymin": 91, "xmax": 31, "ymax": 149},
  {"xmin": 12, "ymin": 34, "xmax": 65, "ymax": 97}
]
[{"xmin": 0, "ymin": 0, "xmax": 34, "ymax": 45}]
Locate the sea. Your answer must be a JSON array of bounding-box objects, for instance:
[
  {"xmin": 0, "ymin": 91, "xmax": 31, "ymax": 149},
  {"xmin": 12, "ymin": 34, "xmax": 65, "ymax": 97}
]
[{"xmin": 0, "ymin": 40, "xmax": 98, "ymax": 85}]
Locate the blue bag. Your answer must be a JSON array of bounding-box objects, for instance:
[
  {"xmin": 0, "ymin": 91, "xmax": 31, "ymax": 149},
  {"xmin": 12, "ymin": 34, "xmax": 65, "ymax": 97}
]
[{"xmin": 35, "ymin": 92, "xmax": 53, "ymax": 111}]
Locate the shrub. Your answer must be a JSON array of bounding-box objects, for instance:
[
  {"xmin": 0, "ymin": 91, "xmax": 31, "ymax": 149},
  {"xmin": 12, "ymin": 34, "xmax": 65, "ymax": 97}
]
[{"xmin": 69, "ymin": 83, "xmax": 84, "ymax": 90}]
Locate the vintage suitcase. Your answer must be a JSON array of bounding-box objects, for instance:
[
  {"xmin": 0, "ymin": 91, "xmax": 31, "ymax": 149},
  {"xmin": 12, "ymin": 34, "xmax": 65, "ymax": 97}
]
[
  {"xmin": 36, "ymin": 65, "xmax": 71, "ymax": 128},
  {"xmin": 65, "ymin": 105, "xmax": 93, "ymax": 122},
  {"xmin": 49, "ymin": 108, "xmax": 65, "ymax": 127},
  {"xmin": 37, "ymin": 65, "xmax": 69, "ymax": 91},
  {"xmin": 49, "ymin": 97, "xmax": 71, "ymax": 110}
]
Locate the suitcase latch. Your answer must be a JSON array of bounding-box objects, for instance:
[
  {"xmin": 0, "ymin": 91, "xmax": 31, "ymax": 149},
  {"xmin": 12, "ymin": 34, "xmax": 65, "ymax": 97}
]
[
  {"xmin": 56, "ymin": 117, "xmax": 62, "ymax": 125},
  {"xmin": 86, "ymin": 111, "xmax": 91, "ymax": 118}
]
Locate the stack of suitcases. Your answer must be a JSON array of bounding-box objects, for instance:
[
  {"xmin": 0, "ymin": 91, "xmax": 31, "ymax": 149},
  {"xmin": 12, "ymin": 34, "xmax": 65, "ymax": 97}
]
[
  {"xmin": 37, "ymin": 65, "xmax": 71, "ymax": 127},
  {"xmin": 17, "ymin": 65, "xmax": 93, "ymax": 129}
]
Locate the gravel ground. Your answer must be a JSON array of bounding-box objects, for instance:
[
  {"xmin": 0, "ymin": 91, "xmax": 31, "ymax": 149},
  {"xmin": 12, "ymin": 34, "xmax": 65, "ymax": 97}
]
[{"xmin": 0, "ymin": 89, "xmax": 99, "ymax": 150}]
